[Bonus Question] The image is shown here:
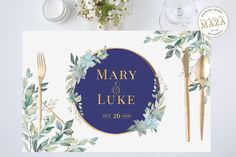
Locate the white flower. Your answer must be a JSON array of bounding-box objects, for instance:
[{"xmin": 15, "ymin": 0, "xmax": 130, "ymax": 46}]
[
  {"xmin": 85, "ymin": 0, "xmax": 95, "ymax": 9},
  {"xmin": 108, "ymin": 0, "xmax": 121, "ymax": 6},
  {"xmin": 116, "ymin": 10, "xmax": 122, "ymax": 15},
  {"xmin": 87, "ymin": 10, "xmax": 96, "ymax": 18},
  {"xmin": 108, "ymin": 10, "xmax": 116, "ymax": 16}
]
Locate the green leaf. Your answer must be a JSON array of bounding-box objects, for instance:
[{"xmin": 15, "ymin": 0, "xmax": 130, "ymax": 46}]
[
  {"xmin": 24, "ymin": 96, "xmax": 33, "ymax": 108},
  {"xmin": 56, "ymin": 121, "xmax": 63, "ymax": 131},
  {"xmin": 29, "ymin": 122, "xmax": 36, "ymax": 134},
  {"xmin": 197, "ymin": 31, "xmax": 202, "ymax": 41},
  {"xmin": 89, "ymin": 137, "xmax": 98, "ymax": 142},
  {"xmin": 165, "ymin": 45, "xmax": 174, "ymax": 50},
  {"xmin": 40, "ymin": 138, "xmax": 49, "ymax": 148},
  {"xmin": 26, "ymin": 68, "xmax": 30, "ymax": 75},
  {"xmin": 152, "ymin": 36, "xmax": 161, "ymax": 42},
  {"xmin": 174, "ymin": 39, "xmax": 182, "ymax": 46},
  {"xmin": 74, "ymin": 95, "xmax": 82, "ymax": 103},
  {"xmin": 22, "ymin": 140, "xmax": 29, "ymax": 151},
  {"xmin": 45, "ymin": 146, "xmax": 58, "ymax": 152},
  {"xmin": 33, "ymin": 139, "xmax": 38, "ymax": 152},
  {"xmin": 28, "ymin": 73, "xmax": 33, "ymax": 78},
  {"xmin": 63, "ymin": 137, "xmax": 76, "ymax": 143},
  {"xmin": 89, "ymin": 137, "xmax": 98, "ymax": 145},
  {"xmin": 42, "ymin": 88, "xmax": 47, "ymax": 92},
  {"xmin": 64, "ymin": 120, "xmax": 73, "ymax": 130},
  {"xmin": 66, "ymin": 74, "xmax": 72, "ymax": 81},
  {"xmin": 128, "ymin": 125, "xmax": 137, "ymax": 131},
  {"xmin": 41, "ymin": 82, "xmax": 48, "ymax": 87},
  {"xmin": 63, "ymin": 129, "xmax": 73, "ymax": 135},
  {"xmin": 159, "ymin": 105, "xmax": 166, "ymax": 114},
  {"xmin": 70, "ymin": 147, "xmax": 86, "ymax": 152},
  {"xmin": 70, "ymin": 53, "xmax": 75, "ymax": 65},
  {"xmin": 55, "ymin": 133, "xmax": 63, "ymax": 143},
  {"xmin": 25, "ymin": 84, "xmax": 35, "ymax": 96},
  {"xmin": 77, "ymin": 139, "xmax": 88, "ymax": 145},
  {"xmin": 187, "ymin": 33, "xmax": 195, "ymax": 42},
  {"xmin": 193, "ymin": 31, "xmax": 198, "ymax": 38},
  {"xmin": 204, "ymin": 96, "xmax": 208, "ymax": 104},
  {"xmin": 100, "ymin": 3, "xmax": 114, "ymax": 16},
  {"xmin": 167, "ymin": 35, "xmax": 178, "ymax": 40},
  {"xmin": 189, "ymin": 83, "xmax": 199, "ymax": 91},
  {"xmin": 26, "ymin": 68, "xmax": 31, "ymax": 77},
  {"xmin": 154, "ymin": 31, "xmax": 161, "ymax": 34},
  {"xmin": 35, "ymin": 87, "xmax": 47, "ymax": 93},
  {"xmin": 44, "ymin": 126, "xmax": 54, "ymax": 132},
  {"xmin": 60, "ymin": 142, "xmax": 71, "ymax": 146},
  {"xmin": 162, "ymin": 37, "xmax": 175, "ymax": 43},
  {"xmin": 206, "ymin": 86, "xmax": 211, "ymax": 96},
  {"xmin": 22, "ymin": 133, "xmax": 28, "ymax": 141},
  {"xmin": 165, "ymin": 50, "xmax": 173, "ymax": 59},
  {"xmin": 205, "ymin": 40, "xmax": 211, "ymax": 47},
  {"xmin": 25, "ymin": 68, "xmax": 33, "ymax": 78},
  {"xmin": 37, "ymin": 143, "xmax": 43, "ymax": 152},
  {"xmin": 75, "ymin": 56, "xmax": 78, "ymax": 65},
  {"xmin": 144, "ymin": 36, "xmax": 151, "ymax": 43},
  {"xmin": 174, "ymin": 49, "xmax": 181, "ymax": 58}
]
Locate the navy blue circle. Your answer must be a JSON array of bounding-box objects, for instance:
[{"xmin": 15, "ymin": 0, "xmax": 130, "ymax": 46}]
[{"xmin": 75, "ymin": 48, "xmax": 159, "ymax": 134}]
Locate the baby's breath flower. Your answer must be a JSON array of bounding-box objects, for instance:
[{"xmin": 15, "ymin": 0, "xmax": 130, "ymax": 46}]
[{"xmin": 75, "ymin": 0, "xmax": 130, "ymax": 28}]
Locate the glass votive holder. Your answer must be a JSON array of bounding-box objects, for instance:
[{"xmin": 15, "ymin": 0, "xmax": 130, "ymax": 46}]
[{"xmin": 42, "ymin": 0, "xmax": 70, "ymax": 23}]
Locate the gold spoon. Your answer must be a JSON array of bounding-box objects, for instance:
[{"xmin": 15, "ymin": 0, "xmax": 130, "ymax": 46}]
[{"xmin": 195, "ymin": 55, "xmax": 210, "ymax": 141}]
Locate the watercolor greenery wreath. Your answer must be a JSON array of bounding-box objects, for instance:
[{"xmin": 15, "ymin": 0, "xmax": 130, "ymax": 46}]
[
  {"xmin": 66, "ymin": 47, "xmax": 108, "ymax": 118},
  {"xmin": 144, "ymin": 31, "xmax": 211, "ymax": 104},
  {"xmin": 66, "ymin": 47, "xmax": 166, "ymax": 136},
  {"xmin": 75, "ymin": 0, "xmax": 131, "ymax": 28},
  {"xmin": 22, "ymin": 69, "xmax": 98, "ymax": 152}
]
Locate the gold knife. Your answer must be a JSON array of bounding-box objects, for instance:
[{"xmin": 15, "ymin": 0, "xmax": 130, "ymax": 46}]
[{"xmin": 182, "ymin": 48, "xmax": 190, "ymax": 142}]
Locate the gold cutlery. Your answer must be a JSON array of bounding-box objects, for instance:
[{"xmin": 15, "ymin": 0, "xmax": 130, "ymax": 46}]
[
  {"xmin": 195, "ymin": 55, "xmax": 210, "ymax": 141},
  {"xmin": 182, "ymin": 48, "xmax": 190, "ymax": 142},
  {"xmin": 37, "ymin": 52, "xmax": 46, "ymax": 133},
  {"xmin": 36, "ymin": 53, "xmax": 73, "ymax": 134}
]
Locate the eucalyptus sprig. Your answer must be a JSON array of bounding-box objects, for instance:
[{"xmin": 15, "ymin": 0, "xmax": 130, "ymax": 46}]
[
  {"xmin": 75, "ymin": 0, "xmax": 130, "ymax": 28},
  {"xmin": 128, "ymin": 74, "xmax": 167, "ymax": 136},
  {"xmin": 144, "ymin": 31, "xmax": 211, "ymax": 104},
  {"xmin": 22, "ymin": 69, "xmax": 98, "ymax": 152},
  {"xmin": 66, "ymin": 48, "xmax": 108, "ymax": 119}
]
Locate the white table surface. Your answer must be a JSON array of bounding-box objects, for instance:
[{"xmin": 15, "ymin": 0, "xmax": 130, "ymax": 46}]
[
  {"xmin": 2, "ymin": 0, "xmax": 220, "ymax": 30},
  {"xmin": 0, "ymin": 0, "xmax": 236, "ymax": 156}
]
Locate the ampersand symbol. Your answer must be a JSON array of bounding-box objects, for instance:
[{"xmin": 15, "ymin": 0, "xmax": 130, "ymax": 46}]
[{"xmin": 112, "ymin": 81, "xmax": 120, "ymax": 95}]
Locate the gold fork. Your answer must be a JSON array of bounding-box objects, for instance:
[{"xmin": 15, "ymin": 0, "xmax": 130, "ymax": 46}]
[{"xmin": 37, "ymin": 52, "xmax": 46, "ymax": 133}]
